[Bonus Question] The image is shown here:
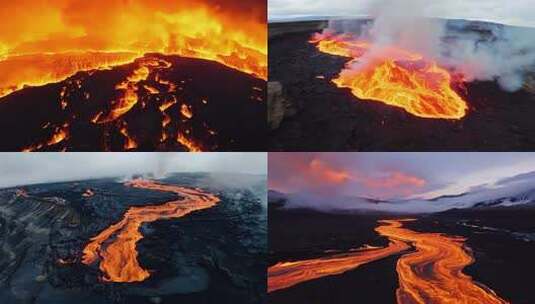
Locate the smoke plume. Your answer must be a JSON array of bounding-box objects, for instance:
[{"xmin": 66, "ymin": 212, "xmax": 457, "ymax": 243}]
[{"xmin": 326, "ymin": 0, "xmax": 535, "ymax": 91}]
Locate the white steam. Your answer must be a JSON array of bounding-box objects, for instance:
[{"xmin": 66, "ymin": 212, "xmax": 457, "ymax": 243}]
[{"xmin": 327, "ymin": 0, "xmax": 535, "ymax": 91}]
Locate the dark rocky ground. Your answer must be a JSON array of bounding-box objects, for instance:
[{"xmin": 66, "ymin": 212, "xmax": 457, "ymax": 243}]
[
  {"xmin": 0, "ymin": 54, "xmax": 266, "ymax": 151},
  {"xmin": 268, "ymin": 20, "xmax": 535, "ymax": 151},
  {"xmin": 0, "ymin": 173, "xmax": 267, "ymax": 304},
  {"xmin": 268, "ymin": 203, "xmax": 535, "ymax": 303}
]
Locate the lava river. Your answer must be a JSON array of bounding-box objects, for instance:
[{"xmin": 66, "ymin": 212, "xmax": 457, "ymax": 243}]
[
  {"xmin": 268, "ymin": 219, "xmax": 508, "ymax": 304},
  {"xmin": 310, "ymin": 32, "xmax": 468, "ymax": 120},
  {"xmin": 82, "ymin": 179, "xmax": 220, "ymax": 283}
]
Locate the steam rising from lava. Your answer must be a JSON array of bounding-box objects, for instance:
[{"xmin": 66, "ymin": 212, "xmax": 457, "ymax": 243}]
[
  {"xmin": 0, "ymin": 0, "xmax": 266, "ymax": 98},
  {"xmin": 313, "ymin": 0, "xmax": 535, "ymax": 116}
]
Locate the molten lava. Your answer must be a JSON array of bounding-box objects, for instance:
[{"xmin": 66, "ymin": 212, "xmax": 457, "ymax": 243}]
[
  {"xmin": 377, "ymin": 219, "xmax": 508, "ymax": 304},
  {"xmin": 81, "ymin": 179, "xmax": 219, "ymax": 283},
  {"xmin": 0, "ymin": 0, "xmax": 266, "ymax": 99},
  {"xmin": 268, "ymin": 239, "xmax": 409, "ymax": 293},
  {"xmin": 269, "ymin": 219, "xmax": 508, "ymax": 303},
  {"xmin": 310, "ymin": 32, "xmax": 468, "ymax": 119}
]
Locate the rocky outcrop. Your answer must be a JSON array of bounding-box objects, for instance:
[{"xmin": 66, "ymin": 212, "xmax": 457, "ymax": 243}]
[{"xmin": 268, "ymin": 81, "xmax": 297, "ymax": 130}]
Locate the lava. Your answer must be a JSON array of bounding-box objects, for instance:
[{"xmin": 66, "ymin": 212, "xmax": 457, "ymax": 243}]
[
  {"xmin": 81, "ymin": 179, "xmax": 220, "ymax": 282},
  {"xmin": 0, "ymin": 0, "xmax": 266, "ymax": 99},
  {"xmin": 310, "ymin": 32, "xmax": 468, "ymax": 119},
  {"xmin": 269, "ymin": 219, "xmax": 508, "ymax": 303},
  {"xmin": 377, "ymin": 219, "xmax": 508, "ymax": 304},
  {"xmin": 268, "ymin": 239, "xmax": 409, "ymax": 293}
]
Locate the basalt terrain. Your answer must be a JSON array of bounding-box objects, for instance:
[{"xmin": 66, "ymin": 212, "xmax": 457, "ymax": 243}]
[{"xmin": 0, "ymin": 173, "xmax": 267, "ymax": 304}]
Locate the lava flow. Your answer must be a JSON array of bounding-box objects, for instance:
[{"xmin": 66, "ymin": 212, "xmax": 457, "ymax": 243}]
[
  {"xmin": 377, "ymin": 219, "xmax": 508, "ymax": 304},
  {"xmin": 82, "ymin": 179, "xmax": 220, "ymax": 283},
  {"xmin": 310, "ymin": 32, "xmax": 468, "ymax": 119},
  {"xmin": 0, "ymin": 0, "xmax": 266, "ymax": 99},
  {"xmin": 268, "ymin": 230, "xmax": 410, "ymax": 292},
  {"xmin": 269, "ymin": 219, "xmax": 508, "ymax": 303}
]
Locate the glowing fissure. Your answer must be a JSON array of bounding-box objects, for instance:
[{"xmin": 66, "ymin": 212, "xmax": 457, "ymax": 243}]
[
  {"xmin": 21, "ymin": 57, "xmax": 207, "ymax": 152},
  {"xmin": 310, "ymin": 32, "xmax": 468, "ymax": 119},
  {"xmin": 268, "ymin": 219, "xmax": 508, "ymax": 304},
  {"xmin": 81, "ymin": 179, "xmax": 220, "ymax": 283},
  {"xmin": 0, "ymin": 2, "xmax": 267, "ymax": 99}
]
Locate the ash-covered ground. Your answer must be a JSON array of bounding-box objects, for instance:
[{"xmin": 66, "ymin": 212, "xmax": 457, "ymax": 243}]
[
  {"xmin": 268, "ymin": 202, "xmax": 535, "ymax": 304},
  {"xmin": 0, "ymin": 54, "xmax": 266, "ymax": 152},
  {"xmin": 0, "ymin": 173, "xmax": 267, "ymax": 304},
  {"xmin": 268, "ymin": 20, "xmax": 535, "ymax": 151}
]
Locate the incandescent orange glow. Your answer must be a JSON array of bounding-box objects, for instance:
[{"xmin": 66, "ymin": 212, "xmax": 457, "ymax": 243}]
[
  {"xmin": 310, "ymin": 32, "xmax": 468, "ymax": 119},
  {"xmin": 377, "ymin": 219, "xmax": 508, "ymax": 304},
  {"xmin": 269, "ymin": 219, "xmax": 508, "ymax": 303},
  {"xmin": 81, "ymin": 179, "xmax": 219, "ymax": 282},
  {"xmin": 0, "ymin": 0, "xmax": 266, "ymax": 98},
  {"xmin": 268, "ymin": 238, "xmax": 409, "ymax": 292}
]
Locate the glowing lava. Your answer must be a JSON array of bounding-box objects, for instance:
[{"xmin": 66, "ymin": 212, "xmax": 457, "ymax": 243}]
[
  {"xmin": 268, "ymin": 239, "xmax": 409, "ymax": 293},
  {"xmin": 377, "ymin": 219, "xmax": 508, "ymax": 304},
  {"xmin": 0, "ymin": 0, "xmax": 266, "ymax": 99},
  {"xmin": 269, "ymin": 219, "xmax": 508, "ymax": 304},
  {"xmin": 310, "ymin": 32, "xmax": 468, "ymax": 119},
  {"xmin": 81, "ymin": 179, "xmax": 220, "ymax": 283}
]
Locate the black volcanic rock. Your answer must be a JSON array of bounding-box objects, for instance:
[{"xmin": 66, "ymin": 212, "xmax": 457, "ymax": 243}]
[
  {"xmin": 0, "ymin": 173, "xmax": 267, "ymax": 304},
  {"xmin": 0, "ymin": 54, "xmax": 266, "ymax": 152}
]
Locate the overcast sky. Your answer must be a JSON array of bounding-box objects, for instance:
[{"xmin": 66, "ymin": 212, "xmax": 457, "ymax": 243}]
[
  {"xmin": 268, "ymin": 0, "xmax": 535, "ymax": 27},
  {"xmin": 269, "ymin": 153, "xmax": 535, "ymax": 200},
  {"xmin": 0, "ymin": 153, "xmax": 266, "ymax": 188}
]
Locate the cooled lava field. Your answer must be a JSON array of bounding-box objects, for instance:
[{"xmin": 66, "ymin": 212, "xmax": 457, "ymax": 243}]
[
  {"xmin": 0, "ymin": 173, "xmax": 267, "ymax": 304},
  {"xmin": 268, "ymin": 20, "xmax": 535, "ymax": 151},
  {"xmin": 0, "ymin": 54, "xmax": 266, "ymax": 152},
  {"xmin": 268, "ymin": 204, "xmax": 535, "ymax": 304}
]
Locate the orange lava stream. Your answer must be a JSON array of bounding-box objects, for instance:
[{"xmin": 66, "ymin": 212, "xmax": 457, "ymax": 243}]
[
  {"xmin": 0, "ymin": 1, "xmax": 266, "ymax": 98},
  {"xmin": 310, "ymin": 33, "xmax": 467, "ymax": 119},
  {"xmin": 377, "ymin": 219, "xmax": 508, "ymax": 304},
  {"xmin": 268, "ymin": 219, "xmax": 508, "ymax": 303},
  {"xmin": 81, "ymin": 179, "xmax": 219, "ymax": 283},
  {"xmin": 267, "ymin": 230, "xmax": 410, "ymax": 292}
]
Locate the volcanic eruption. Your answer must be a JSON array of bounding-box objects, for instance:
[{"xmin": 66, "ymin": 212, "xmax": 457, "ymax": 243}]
[
  {"xmin": 309, "ymin": 31, "xmax": 468, "ymax": 119},
  {"xmin": 0, "ymin": 0, "xmax": 267, "ymax": 151}
]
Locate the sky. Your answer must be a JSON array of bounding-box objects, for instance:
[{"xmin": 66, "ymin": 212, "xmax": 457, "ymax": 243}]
[
  {"xmin": 269, "ymin": 152, "xmax": 535, "ymax": 200},
  {"xmin": 268, "ymin": 0, "xmax": 535, "ymax": 28},
  {"xmin": 0, "ymin": 152, "xmax": 266, "ymax": 188}
]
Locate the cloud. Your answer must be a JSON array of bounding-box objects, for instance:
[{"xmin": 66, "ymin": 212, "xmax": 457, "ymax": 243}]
[
  {"xmin": 269, "ymin": 153, "xmax": 427, "ymax": 199},
  {"xmin": 269, "ymin": 0, "xmax": 535, "ymax": 28},
  {"xmin": 0, "ymin": 152, "xmax": 266, "ymax": 188}
]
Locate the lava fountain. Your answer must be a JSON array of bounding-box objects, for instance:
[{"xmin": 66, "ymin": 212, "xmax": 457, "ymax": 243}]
[
  {"xmin": 310, "ymin": 32, "xmax": 468, "ymax": 119},
  {"xmin": 0, "ymin": 0, "xmax": 267, "ymax": 99},
  {"xmin": 82, "ymin": 179, "xmax": 220, "ymax": 283}
]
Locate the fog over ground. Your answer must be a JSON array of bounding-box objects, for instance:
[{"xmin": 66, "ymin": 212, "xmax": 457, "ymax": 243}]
[
  {"xmin": 0, "ymin": 153, "xmax": 266, "ymax": 188},
  {"xmin": 269, "ymin": 0, "xmax": 535, "ymax": 28}
]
